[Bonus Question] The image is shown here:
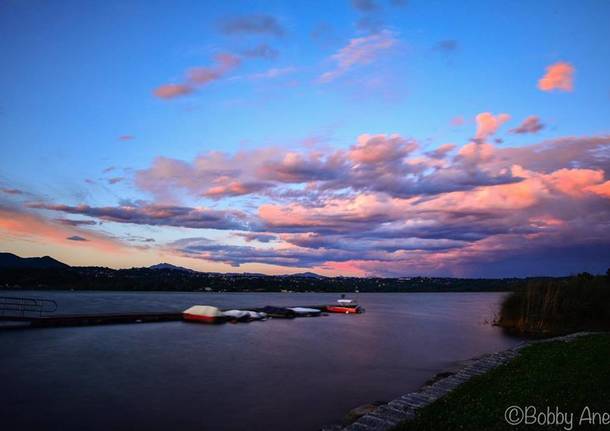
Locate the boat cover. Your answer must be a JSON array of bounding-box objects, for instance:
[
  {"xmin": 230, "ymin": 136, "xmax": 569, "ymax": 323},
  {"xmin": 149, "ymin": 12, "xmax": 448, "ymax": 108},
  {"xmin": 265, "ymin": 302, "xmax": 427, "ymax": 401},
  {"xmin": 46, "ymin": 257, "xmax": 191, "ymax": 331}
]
[{"xmin": 183, "ymin": 305, "xmax": 223, "ymax": 317}]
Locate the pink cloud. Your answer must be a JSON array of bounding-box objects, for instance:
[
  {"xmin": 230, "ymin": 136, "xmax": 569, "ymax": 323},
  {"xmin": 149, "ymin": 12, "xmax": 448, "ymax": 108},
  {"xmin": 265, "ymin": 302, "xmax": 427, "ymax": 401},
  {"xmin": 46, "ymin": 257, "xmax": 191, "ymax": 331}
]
[
  {"xmin": 204, "ymin": 180, "xmax": 272, "ymax": 198},
  {"xmin": 585, "ymin": 180, "xmax": 610, "ymax": 198},
  {"xmin": 450, "ymin": 116, "xmax": 465, "ymax": 127},
  {"xmin": 153, "ymin": 83, "xmax": 194, "ymax": 100},
  {"xmin": 154, "ymin": 53, "xmax": 241, "ymax": 100},
  {"xmin": 474, "ymin": 112, "xmax": 511, "ymax": 140},
  {"xmin": 538, "ymin": 62, "xmax": 574, "ymax": 92},
  {"xmin": 349, "ymin": 134, "xmax": 417, "ymax": 164},
  {"xmin": 318, "ymin": 30, "xmax": 397, "ymax": 83},
  {"xmin": 20, "ymin": 132, "xmax": 610, "ymax": 276},
  {"xmin": 0, "ymin": 206, "xmax": 124, "ymax": 252},
  {"xmin": 118, "ymin": 135, "xmax": 135, "ymax": 141}
]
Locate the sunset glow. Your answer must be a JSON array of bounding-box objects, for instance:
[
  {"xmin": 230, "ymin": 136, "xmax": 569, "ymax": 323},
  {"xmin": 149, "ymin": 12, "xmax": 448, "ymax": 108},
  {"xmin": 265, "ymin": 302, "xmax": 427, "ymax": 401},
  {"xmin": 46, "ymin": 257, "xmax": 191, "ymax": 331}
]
[{"xmin": 1, "ymin": 0, "xmax": 609, "ymax": 276}]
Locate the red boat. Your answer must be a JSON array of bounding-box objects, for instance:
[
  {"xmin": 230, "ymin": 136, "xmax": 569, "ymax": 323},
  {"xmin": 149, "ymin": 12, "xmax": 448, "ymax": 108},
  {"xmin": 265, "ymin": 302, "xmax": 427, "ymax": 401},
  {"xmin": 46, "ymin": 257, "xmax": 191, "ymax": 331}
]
[
  {"xmin": 325, "ymin": 298, "xmax": 363, "ymax": 314},
  {"xmin": 325, "ymin": 305, "xmax": 362, "ymax": 314}
]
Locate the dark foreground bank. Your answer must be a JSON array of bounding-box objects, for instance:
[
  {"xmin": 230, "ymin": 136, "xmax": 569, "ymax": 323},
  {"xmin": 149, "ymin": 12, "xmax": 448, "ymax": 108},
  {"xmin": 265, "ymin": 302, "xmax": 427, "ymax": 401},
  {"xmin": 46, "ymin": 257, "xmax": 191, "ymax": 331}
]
[{"xmin": 393, "ymin": 333, "xmax": 610, "ymax": 431}]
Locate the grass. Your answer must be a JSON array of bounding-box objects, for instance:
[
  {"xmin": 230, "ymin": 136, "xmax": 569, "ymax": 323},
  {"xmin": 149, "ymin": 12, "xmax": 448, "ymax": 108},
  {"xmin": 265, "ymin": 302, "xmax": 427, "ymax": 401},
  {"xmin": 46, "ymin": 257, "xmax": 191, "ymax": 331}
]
[
  {"xmin": 497, "ymin": 273, "xmax": 610, "ymax": 335},
  {"xmin": 393, "ymin": 334, "xmax": 610, "ymax": 431}
]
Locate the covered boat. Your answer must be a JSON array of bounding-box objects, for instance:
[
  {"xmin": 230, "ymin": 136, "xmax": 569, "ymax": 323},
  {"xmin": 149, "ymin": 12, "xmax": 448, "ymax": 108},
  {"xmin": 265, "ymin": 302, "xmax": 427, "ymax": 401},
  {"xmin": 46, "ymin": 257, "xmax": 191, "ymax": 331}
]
[
  {"xmin": 222, "ymin": 309, "xmax": 268, "ymax": 322},
  {"xmin": 182, "ymin": 305, "xmax": 225, "ymax": 323},
  {"xmin": 288, "ymin": 307, "xmax": 322, "ymax": 317},
  {"xmin": 259, "ymin": 306, "xmax": 297, "ymax": 318}
]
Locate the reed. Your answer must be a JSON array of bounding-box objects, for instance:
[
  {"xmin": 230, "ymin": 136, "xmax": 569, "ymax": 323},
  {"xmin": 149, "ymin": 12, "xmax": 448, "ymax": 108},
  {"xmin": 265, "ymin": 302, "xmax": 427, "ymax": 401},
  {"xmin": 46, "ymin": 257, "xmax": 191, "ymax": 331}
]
[{"xmin": 497, "ymin": 272, "xmax": 610, "ymax": 335}]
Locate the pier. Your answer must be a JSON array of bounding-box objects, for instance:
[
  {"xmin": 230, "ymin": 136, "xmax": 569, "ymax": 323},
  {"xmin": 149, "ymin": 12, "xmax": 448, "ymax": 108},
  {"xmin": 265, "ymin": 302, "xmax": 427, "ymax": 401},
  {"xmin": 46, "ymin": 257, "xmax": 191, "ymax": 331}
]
[{"xmin": 0, "ymin": 296, "xmax": 360, "ymax": 329}]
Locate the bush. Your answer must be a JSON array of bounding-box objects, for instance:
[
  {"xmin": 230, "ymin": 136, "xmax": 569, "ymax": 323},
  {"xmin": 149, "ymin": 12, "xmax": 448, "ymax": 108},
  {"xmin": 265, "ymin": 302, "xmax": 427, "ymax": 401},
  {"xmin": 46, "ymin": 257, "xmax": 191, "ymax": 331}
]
[{"xmin": 498, "ymin": 273, "xmax": 610, "ymax": 335}]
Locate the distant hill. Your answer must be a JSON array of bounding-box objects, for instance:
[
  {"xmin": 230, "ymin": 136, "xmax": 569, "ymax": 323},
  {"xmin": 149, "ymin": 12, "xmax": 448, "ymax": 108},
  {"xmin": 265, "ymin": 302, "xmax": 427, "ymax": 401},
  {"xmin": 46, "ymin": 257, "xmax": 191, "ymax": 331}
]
[
  {"xmin": 148, "ymin": 262, "xmax": 194, "ymax": 272},
  {"xmin": 0, "ymin": 252, "xmax": 69, "ymax": 269},
  {"xmin": 290, "ymin": 272, "xmax": 326, "ymax": 279}
]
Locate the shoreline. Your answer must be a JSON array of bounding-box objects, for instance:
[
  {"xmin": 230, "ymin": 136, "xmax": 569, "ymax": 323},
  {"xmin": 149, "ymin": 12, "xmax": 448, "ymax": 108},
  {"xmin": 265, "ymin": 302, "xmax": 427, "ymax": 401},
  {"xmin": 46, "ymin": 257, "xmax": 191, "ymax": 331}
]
[{"xmin": 332, "ymin": 332, "xmax": 600, "ymax": 431}]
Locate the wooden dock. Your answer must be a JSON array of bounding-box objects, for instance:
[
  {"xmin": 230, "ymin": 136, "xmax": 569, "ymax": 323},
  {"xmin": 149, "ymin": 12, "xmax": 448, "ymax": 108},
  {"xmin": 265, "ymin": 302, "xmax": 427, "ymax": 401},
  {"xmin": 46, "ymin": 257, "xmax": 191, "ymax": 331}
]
[
  {"xmin": 0, "ymin": 295, "xmax": 361, "ymax": 329},
  {"xmin": 0, "ymin": 311, "xmax": 184, "ymax": 328}
]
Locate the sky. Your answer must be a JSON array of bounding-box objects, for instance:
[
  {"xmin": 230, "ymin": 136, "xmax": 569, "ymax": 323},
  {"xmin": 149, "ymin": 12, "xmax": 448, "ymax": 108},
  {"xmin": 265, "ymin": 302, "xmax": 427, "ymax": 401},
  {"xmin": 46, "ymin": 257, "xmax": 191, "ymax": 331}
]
[{"xmin": 1, "ymin": 0, "xmax": 610, "ymax": 277}]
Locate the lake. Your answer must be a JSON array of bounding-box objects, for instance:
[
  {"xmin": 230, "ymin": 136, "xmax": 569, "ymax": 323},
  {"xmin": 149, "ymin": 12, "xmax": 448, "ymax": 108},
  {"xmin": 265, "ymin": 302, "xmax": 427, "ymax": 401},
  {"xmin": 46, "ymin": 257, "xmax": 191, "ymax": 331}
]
[{"xmin": 0, "ymin": 291, "xmax": 521, "ymax": 431}]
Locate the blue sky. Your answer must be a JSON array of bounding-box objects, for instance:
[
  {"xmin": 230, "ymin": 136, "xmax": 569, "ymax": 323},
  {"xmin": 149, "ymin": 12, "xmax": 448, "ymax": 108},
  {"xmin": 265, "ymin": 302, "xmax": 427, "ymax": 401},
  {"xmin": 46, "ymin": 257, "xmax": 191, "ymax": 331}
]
[{"xmin": 1, "ymin": 0, "xmax": 609, "ymax": 276}]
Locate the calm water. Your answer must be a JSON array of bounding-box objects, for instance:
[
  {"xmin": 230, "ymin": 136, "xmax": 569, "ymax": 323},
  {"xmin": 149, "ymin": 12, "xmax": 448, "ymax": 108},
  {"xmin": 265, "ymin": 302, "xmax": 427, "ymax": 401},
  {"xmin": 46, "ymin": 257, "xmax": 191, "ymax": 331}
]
[{"xmin": 0, "ymin": 291, "xmax": 520, "ymax": 431}]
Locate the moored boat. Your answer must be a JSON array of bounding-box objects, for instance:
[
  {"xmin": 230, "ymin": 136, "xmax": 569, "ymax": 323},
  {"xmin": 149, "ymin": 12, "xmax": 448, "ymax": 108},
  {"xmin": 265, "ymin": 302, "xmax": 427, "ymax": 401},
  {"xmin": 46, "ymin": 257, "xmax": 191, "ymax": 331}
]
[
  {"xmin": 259, "ymin": 306, "xmax": 297, "ymax": 318},
  {"xmin": 182, "ymin": 305, "xmax": 225, "ymax": 323},
  {"xmin": 325, "ymin": 297, "xmax": 364, "ymax": 314},
  {"xmin": 288, "ymin": 307, "xmax": 322, "ymax": 317},
  {"xmin": 222, "ymin": 309, "xmax": 268, "ymax": 322},
  {"xmin": 325, "ymin": 305, "xmax": 362, "ymax": 314}
]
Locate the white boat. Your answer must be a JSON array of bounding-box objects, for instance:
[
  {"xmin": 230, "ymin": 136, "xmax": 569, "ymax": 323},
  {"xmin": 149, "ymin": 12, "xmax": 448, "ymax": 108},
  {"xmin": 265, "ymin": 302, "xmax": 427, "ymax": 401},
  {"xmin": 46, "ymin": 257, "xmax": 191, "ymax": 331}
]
[{"xmin": 182, "ymin": 305, "xmax": 224, "ymax": 323}]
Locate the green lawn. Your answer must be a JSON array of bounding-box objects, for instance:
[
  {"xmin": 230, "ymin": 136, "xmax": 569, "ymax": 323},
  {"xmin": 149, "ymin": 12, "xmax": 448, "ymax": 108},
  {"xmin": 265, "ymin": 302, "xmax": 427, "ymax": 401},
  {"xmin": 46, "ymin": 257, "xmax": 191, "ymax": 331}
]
[{"xmin": 394, "ymin": 334, "xmax": 610, "ymax": 430}]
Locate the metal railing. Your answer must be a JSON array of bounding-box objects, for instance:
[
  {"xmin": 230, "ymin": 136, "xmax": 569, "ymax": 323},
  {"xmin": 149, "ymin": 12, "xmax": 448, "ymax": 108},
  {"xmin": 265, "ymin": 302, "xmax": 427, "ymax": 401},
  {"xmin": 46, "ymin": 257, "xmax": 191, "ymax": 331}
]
[{"xmin": 0, "ymin": 296, "xmax": 58, "ymax": 319}]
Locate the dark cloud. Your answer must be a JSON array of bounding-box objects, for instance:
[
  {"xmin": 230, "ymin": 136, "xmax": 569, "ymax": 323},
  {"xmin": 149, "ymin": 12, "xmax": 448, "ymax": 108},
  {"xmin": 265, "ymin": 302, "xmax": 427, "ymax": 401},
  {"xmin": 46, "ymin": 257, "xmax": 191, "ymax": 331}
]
[
  {"xmin": 234, "ymin": 232, "xmax": 277, "ymax": 243},
  {"xmin": 28, "ymin": 203, "xmax": 249, "ymax": 230},
  {"xmin": 25, "ymin": 132, "xmax": 609, "ymax": 277},
  {"xmin": 242, "ymin": 44, "xmax": 279, "ymax": 59},
  {"xmin": 435, "ymin": 39, "xmax": 458, "ymax": 53},
  {"xmin": 219, "ymin": 15, "xmax": 284, "ymax": 37},
  {"xmin": 1, "ymin": 188, "xmax": 23, "ymax": 195},
  {"xmin": 108, "ymin": 177, "xmax": 124, "ymax": 185},
  {"xmin": 56, "ymin": 218, "xmax": 98, "ymax": 227},
  {"xmin": 351, "ymin": 0, "xmax": 379, "ymax": 11},
  {"xmin": 66, "ymin": 235, "xmax": 88, "ymax": 241},
  {"xmin": 356, "ymin": 16, "xmax": 385, "ymax": 34},
  {"xmin": 510, "ymin": 116, "xmax": 545, "ymax": 134}
]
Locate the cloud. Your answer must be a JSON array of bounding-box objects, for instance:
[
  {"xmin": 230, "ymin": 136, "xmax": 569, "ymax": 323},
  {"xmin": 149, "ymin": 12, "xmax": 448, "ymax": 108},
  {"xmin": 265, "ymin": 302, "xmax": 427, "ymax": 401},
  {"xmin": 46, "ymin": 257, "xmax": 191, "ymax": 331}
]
[
  {"xmin": 28, "ymin": 202, "xmax": 249, "ymax": 230},
  {"xmin": 1, "ymin": 188, "xmax": 23, "ymax": 195},
  {"xmin": 475, "ymin": 112, "xmax": 511, "ymax": 141},
  {"xmin": 56, "ymin": 219, "xmax": 98, "ymax": 226},
  {"xmin": 204, "ymin": 180, "xmax": 273, "ymax": 198},
  {"xmin": 18, "ymin": 132, "xmax": 610, "ymax": 276},
  {"xmin": 153, "ymin": 84, "xmax": 194, "ymax": 100},
  {"xmin": 242, "ymin": 44, "xmax": 279, "ymax": 60},
  {"xmin": 118, "ymin": 135, "xmax": 135, "ymax": 141},
  {"xmin": 249, "ymin": 67, "xmax": 296, "ymax": 80},
  {"xmin": 510, "ymin": 116, "xmax": 545, "ymax": 134},
  {"xmin": 66, "ymin": 235, "xmax": 88, "ymax": 241},
  {"xmin": 427, "ymin": 143, "xmax": 455, "ymax": 159},
  {"xmin": 154, "ymin": 53, "xmax": 241, "ymax": 100},
  {"xmin": 0, "ymin": 205, "xmax": 123, "ymax": 252},
  {"xmin": 434, "ymin": 39, "xmax": 458, "ymax": 56},
  {"xmin": 234, "ymin": 232, "xmax": 277, "ymax": 243},
  {"xmin": 135, "ymin": 133, "xmax": 521, "ymax": 201},
  {"xmin": 188, "ymin": 53, "xmax": 241, "ymax": 85},
  {"xmin": 349, "ymin": 133, "xmax": 417, "ymax": 163},
  {"xmin": 219, "ymin": 15, "xmax": 284, "ymax": 37},
  {"xmin": 108, "ymin": 177, "xmax": 124, "ymax": 185},
  {"xmin": 318, "ymin": 30, "xmax": 397, "ymax": 83},
  {"xmin": 538, "ymin": 62, "xmax": 574, "ymax": 92},
  {"xmin": 153, "ymin": 84, "xmax": 195, "ymax": 100},
  {"xmin": 450, "ymin": 116, "xmax": 465, "ymax": 127},
  {"xmin": 351, "ymin": 0, "xmax": 379, "ymax": 12}
]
